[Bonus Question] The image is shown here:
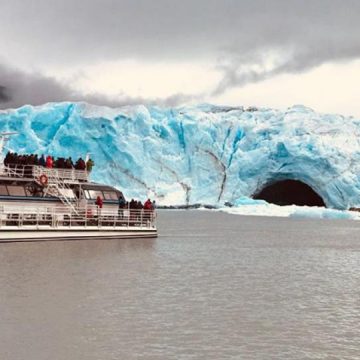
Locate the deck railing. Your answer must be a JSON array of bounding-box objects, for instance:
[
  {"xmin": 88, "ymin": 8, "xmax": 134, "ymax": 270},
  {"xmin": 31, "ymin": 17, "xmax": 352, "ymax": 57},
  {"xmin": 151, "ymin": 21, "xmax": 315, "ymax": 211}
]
[
  {"xmin": 0, "ymin": 204, "xmax": 156, "ymax": 229},
  {"xmin": 0, "ymin": 164, "xmax": 89, "ymax": 182}
]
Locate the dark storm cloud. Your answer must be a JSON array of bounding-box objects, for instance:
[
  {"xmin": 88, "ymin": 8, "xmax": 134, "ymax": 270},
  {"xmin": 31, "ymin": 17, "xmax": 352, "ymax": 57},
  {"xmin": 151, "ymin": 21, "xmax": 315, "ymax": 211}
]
[
  {"xmin": 0, "ymin": 63, "xmax": 196, "ymax": 109},
  {"xmin": 213, "ymin": 43, "xmax": 360, "ymax": 95},
  {"xmin": 0, "ymin": 63, "xmax": 101, "ymax": 109},
  {"xmin": 0, "ymin": 86, "xmax": 11, "ymax": 102},
  {"xmin": 1, "ymin": 0, "xmax": 360, "ymax": 102}
]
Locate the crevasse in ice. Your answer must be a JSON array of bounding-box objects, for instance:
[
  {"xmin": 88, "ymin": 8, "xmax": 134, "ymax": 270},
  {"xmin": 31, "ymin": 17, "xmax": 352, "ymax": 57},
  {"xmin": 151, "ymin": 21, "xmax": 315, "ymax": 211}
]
[{"xmin": 0, "ymin": 102, "xmax": 359, "ymax": 209}]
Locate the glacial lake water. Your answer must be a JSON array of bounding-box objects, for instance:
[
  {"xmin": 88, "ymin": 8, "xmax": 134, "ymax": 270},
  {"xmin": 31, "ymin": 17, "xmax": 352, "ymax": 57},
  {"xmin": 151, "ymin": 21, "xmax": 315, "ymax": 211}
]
[{"xmin": 0, "ymin": 210, "xmax": 360, "ymax": 360}]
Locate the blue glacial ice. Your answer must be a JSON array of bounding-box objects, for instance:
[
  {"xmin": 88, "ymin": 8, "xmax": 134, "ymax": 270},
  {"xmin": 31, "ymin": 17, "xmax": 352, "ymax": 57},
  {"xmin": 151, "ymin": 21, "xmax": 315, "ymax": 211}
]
[{"xmin": 1, "ymin": 102, "xmax": 360, "ymax": 214}]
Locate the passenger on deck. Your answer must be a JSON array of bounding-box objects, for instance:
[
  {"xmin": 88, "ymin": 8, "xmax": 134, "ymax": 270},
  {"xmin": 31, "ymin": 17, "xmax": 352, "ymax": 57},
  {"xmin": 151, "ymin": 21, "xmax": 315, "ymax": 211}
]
[
  {"xmin": 95, "ymin": 195, "xmax": 103, "ymax": 209},
  {"xmin": 65, "ymin": 157, "xmax": 74, "ymax": 169},
  {"xmin": 39, "ymin": 155, "xmax": 46, "ymax": 167},
  {"xmin": 46, "ymin": 155, "xmax": 53, "ymax": 168},
  {"xmin": 55, "ymin": 157, "xmax": 65, "ymax": 169},
  {"xmin": 129, "ymin": 199, "xmax": 136, "ymax": 222},
  {"xmin": 143, "ymin": 198, "xmax": 153, "ymax": 221},
  {"xmin": 4, "ymin": 151, "xmax": 11, "ymax": 166},
  {"xmin": 95, "ymin": 196, "xmax": 103, "ymax": 218},
  {"xmin": 118, "ymin": 196, "xmax": 126, "ymax": 218},
  {"xmin": 75, "ymin": 157, "xmax": 86, "ymax": 170},
  {"xmin": 144, "ymin": 198, "xmax": 153, "ymax": 210},
  {"xmin": 86, "ymin": 158, "xmax": 94, "ymax": 172}
]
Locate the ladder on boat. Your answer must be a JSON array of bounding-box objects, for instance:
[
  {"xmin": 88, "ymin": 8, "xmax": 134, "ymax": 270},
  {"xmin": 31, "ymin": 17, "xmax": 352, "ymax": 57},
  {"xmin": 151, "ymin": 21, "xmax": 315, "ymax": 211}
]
[
  {"xmin": 36, "ymin": 174, "xmax": 80, "ymax": 216},
  {"xmin": 47, "ymin": 182, "xmax": 79, "ymax": 216}
]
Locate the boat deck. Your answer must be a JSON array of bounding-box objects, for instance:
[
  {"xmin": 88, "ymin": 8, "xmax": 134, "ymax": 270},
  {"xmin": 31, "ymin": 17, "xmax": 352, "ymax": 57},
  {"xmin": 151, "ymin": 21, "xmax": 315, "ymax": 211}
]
[{"xmin": 0, "ymin": 205, "xmax": 157, "ymax": 241}]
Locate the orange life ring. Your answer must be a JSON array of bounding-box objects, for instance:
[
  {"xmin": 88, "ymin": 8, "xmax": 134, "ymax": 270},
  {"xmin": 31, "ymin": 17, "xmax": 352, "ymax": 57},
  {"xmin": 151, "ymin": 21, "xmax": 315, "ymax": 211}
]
[{"xmin": 39, "ymin": 174, "xmax": 48, "ymax": 186}]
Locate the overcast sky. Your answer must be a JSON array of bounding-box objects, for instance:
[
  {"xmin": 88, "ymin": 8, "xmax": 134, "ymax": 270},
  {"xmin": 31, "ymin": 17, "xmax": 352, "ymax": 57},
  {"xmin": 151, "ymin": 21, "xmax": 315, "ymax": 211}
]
[{"xmin": 1, "ymin": 0, "xmax": 360, "ymax": 115}]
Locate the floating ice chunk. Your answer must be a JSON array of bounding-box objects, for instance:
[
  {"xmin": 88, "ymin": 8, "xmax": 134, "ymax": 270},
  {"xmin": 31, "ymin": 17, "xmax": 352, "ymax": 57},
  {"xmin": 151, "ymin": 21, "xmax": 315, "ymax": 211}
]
[{"xmin": 218, "ymin": 202, "xmax": 359, "ymax": 220}]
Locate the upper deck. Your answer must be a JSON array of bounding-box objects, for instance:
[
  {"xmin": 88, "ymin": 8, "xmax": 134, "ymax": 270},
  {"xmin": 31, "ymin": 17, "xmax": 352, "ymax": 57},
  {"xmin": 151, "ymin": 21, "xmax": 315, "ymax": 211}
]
[{"xmin": 0, "ymin": 164, "xmax": 89, "ymax": 183}]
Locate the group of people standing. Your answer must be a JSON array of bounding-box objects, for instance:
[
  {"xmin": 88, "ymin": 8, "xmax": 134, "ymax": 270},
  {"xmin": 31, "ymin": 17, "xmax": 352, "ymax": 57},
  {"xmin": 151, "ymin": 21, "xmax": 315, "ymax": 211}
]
[
  {"xmin": 4, "ymin": 152, "xmax": 94, "ymax": 172},
  {"xmin": 95, "ymin": 195, "xmax": 156, "ymax": 221},
  {"xmin": 118, "ymin": 197, "xmax": 156, "ymax": 211}
]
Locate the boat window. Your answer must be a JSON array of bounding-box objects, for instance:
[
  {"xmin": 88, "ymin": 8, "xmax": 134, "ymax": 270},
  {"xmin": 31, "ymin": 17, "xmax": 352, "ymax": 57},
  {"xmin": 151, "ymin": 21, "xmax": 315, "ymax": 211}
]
[
  {"xmin": 103, "ymin": 191, "xmax": 118, "ymax": 200},
  {"xmin": 88, "ymin": 190, "xmax": 104, "ymax": 199},
  {"xmin": 7, "ymin": 186, "xmax": 26, "ymax": 197},
  {"xmin": 59, "ymin": 188, "xmax": 76, "ymax": 199},
  {"xmin": 0, "ymin": 185, "xmax": 8, "ymax": 196},
  {"xmin": 84, "ymin": 190, "xmax": 91, "ymax": 199}
]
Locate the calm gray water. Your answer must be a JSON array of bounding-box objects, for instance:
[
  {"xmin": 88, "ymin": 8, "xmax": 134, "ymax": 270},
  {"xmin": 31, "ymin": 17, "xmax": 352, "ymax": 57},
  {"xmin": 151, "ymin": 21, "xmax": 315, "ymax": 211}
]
[{"xmin": 0, "ymin": 211, "xmax": 360, "ymax": 360}]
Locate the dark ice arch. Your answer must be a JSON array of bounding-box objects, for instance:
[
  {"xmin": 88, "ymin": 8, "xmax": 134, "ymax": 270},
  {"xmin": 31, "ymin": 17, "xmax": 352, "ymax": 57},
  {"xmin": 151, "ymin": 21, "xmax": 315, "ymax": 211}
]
[{"xmin": 253, "ymin": 179, "xmax": 326, "ymax": 207}]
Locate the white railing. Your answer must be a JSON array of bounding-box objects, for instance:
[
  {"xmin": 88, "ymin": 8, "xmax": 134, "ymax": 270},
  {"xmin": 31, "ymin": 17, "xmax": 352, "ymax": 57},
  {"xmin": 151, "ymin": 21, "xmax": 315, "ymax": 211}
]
[
  {"xmin": 0, "ymin": 164, "xmax": 89, "ymax": 182},
  {"xmin": 0, "ymin": 205, "xmax": 156, "ymax": 229}
]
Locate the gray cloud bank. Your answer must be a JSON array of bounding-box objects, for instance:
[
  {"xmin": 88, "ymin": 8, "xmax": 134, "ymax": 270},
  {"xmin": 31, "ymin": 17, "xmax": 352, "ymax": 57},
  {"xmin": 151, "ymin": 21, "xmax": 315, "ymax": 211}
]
[
  {"xmin": 1, "ymin": 0, "xmax": 360, "ymax": 106},
  {"xmin": 0, "ymin": 63, "xmax": 196, "ymax": 110}
]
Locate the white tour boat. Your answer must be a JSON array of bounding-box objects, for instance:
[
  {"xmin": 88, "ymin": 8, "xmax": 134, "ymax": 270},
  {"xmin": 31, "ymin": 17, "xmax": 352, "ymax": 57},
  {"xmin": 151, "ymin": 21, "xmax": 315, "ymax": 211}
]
[{"xmin": 0, "ymin": 134, "xmax": 157, "ymax": 242}]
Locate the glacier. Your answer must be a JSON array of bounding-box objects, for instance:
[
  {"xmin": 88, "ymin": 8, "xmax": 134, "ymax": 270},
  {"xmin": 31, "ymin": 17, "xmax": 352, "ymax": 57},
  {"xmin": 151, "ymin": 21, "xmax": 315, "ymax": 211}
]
[{"xmin": 0, "ymin": 101, "xmax": 360, "ymax": 212}]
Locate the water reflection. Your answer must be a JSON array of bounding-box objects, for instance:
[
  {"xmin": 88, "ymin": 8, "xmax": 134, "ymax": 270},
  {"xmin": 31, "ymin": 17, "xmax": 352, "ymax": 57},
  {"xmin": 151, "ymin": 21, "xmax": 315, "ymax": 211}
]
[{"xmin": 0, "ymin": 211, "xmax": 360, "ymax": 359}]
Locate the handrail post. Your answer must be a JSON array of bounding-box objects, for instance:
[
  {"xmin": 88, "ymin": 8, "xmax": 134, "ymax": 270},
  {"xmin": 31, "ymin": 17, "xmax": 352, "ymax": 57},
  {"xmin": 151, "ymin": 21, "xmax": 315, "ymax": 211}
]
[{"xmin": 127, "ymin": 204, "xmax": 130, "ymax": 228}]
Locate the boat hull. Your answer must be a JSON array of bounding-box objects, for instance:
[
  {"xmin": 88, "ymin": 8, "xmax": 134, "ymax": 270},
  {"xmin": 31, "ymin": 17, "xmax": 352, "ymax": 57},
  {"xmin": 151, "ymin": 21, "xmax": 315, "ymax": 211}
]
[{"xmin": 0, "ymin": 226, "xmax": 157, "ymax": 242}]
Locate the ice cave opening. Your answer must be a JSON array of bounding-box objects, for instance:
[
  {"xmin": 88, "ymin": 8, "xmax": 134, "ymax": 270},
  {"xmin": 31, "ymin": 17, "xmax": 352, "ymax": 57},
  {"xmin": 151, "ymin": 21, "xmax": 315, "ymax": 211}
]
[{"xmin": 253, "ymin": 179, "xmax": 326, "ymax": 207}]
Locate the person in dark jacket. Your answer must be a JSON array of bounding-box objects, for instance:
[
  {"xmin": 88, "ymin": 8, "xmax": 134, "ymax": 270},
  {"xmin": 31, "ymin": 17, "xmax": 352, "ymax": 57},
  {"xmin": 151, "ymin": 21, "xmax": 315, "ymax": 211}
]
[
  {"xmin": 56, "ymin": 157, "xmax": 65, "ymax": 169},
  {"xmin": 39, "ymin": 155, "xmax": 46, "ymax": 167},
  {"xmin": 118, "ymin": 196, "xmax": 126, "ymax": 219},
  {"xmin": 4, "ymin": 151, "xmax": 10, "ymax": 166},
  {"xmin": 75, "ymin": 158, "xmax": 84, "ymax": 170},
  {"xmin": 65, "ymin": 157, "xmax": 74, "ymax": 169}
]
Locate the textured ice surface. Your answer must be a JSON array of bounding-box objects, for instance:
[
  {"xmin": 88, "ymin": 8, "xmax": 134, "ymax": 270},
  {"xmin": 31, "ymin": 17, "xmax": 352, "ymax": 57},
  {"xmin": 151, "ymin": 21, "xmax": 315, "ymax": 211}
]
[
  {"xmin": 1, "ymin": 102, "xmax": 360, "ymax": 210},
  {"xmin": 216, "ymin": 197, "xmax": 359, "ymax": 220}
]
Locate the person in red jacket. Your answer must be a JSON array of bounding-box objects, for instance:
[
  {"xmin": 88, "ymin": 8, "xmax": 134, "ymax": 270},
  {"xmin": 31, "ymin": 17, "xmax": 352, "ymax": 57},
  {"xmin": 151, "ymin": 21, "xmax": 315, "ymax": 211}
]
[
  {"xmin": 143, "ymin": 198, "xmax": 152, "ymax": 210},
  {"xmin": 46, "ymin": 155, "xmax": 53, "ymax": 168},
  {"xmin": 143, "ymin": 198, "xmax": 153, "ymax": 221},
  {"xmin": 95, "ymin": 195, "xmax": 103, "ymax": 218},
  {"xmin": 95, "ymin": 196, "xmax": 103, "ymax": 209}
]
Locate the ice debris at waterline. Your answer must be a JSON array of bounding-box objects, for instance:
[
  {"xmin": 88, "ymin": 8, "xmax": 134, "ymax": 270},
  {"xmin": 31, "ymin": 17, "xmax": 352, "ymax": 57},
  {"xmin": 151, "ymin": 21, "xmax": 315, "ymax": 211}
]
[
  {"xmin": 1, "ymin": 102, "xmax": 360, "ymax": 209},
  {"xmin": 218, "ymin": 197, "xmax": 359, "ymax": 220}
]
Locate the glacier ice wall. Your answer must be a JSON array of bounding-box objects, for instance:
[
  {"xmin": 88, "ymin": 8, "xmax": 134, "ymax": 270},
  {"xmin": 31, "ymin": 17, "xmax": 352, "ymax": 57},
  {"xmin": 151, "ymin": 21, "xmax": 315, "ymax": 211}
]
[{"xmin": 1, "ymin": 102, "xmax": 360, "ymax": 209}]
